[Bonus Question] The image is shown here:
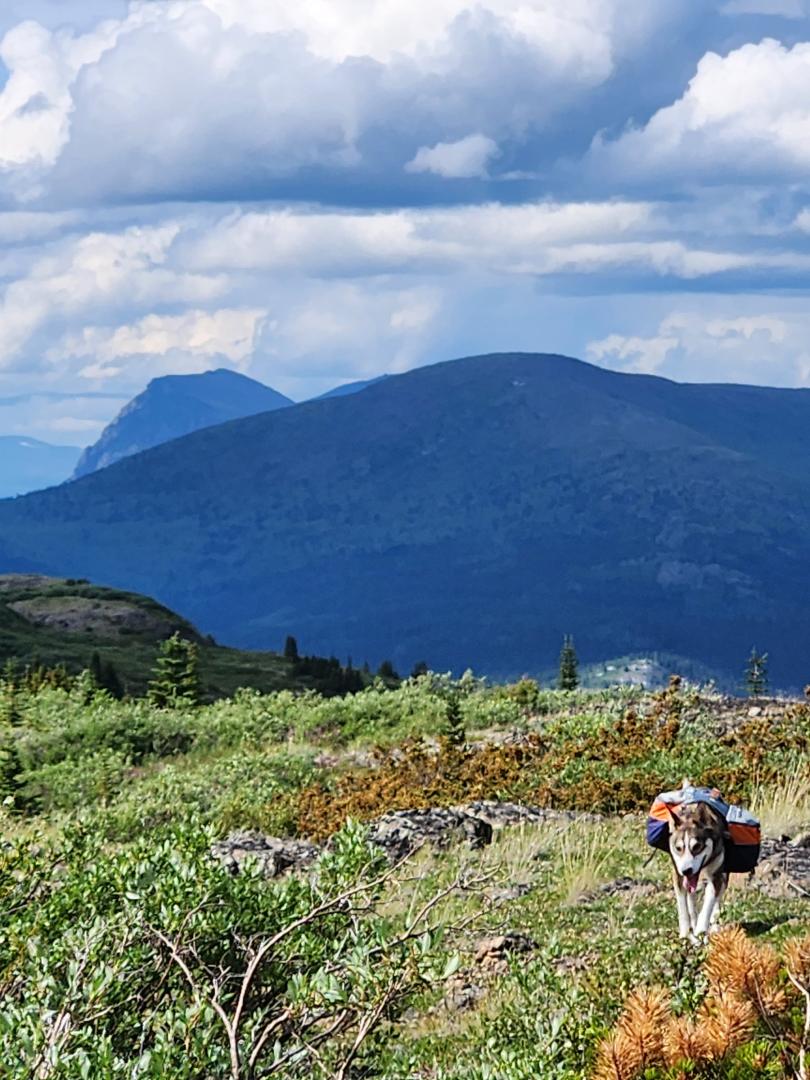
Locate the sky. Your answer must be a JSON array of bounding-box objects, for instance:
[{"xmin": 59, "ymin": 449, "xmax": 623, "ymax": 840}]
[{"xmin": 3, "ymin": 1, "xmax": 810, "ymax": 444}]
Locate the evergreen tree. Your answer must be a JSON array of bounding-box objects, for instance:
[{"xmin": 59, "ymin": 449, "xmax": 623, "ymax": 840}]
[
  {"xmin": 0, "ymin": 730, "xmax": 22, "ymax": 807},
  {"xmin": 284, "ymin": 635, "xmax": 299, "ymax": 662},
  {"xmin": 410, "ymin": 660, "xmax": 429, "ymax": 679},
  {"xmin": 148, "ymin": 633, "xmax": 201, "ymax": 707},
  {"xmin": 376, "ymin": 660, "xmax": 401, "ymax": 686},
  {"xmin": 89, "ymin": 651, "xmax": 104, "ymax": 688},
  {"xmin": 88, "ymin": 652, "xmax": 124, "ymax": 699},
  {"xmin": 443, "ymin": 691, "xmax": 465, "ymax": 747},
  {"xmin": 0, "ymin": 680, "xmax": 22, "ymax": 728},
  {"xmin": 558, "ymin": 635, "xmax": 579, "ymax": 690},
  {"xmin": 745, "ymin": 647, "xmax": 768, "ymax": 698},
  {"xmin": 102, "ymin": 660, "xmax": 124, "ymax": 700}
]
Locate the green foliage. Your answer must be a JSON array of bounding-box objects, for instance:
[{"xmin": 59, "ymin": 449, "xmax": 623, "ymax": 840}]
[
  {"xmin": 0, "ymin": 575, "xmax": 371, "ymax": 701},
  {"xmin": 89, "ymin": 650, "xmax": 124, "ymax": 699},
  {"xmin": 0, "ymin": 821, "xmax": 464, "ymax": 1078},
  {"xmin": 1, "ymin": 676, "xmax": 809, "ymax": 1079},
  {"xmin": 377, "ymin": 659, "xmax": 401, "ymax": 686},
  {"xmin": 148, "ymin": 633, "xmax": 201, "ymax": 708}
]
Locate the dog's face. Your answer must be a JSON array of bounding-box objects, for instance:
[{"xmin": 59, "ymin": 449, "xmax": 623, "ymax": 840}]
[{"xmin": 668, "ymin": 803, "xmax": 723, "ymax": 893}]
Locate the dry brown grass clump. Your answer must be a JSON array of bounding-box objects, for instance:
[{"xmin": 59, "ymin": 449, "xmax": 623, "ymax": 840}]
[
  {"xmin": 704, "ymin": 925, "xmax": 786, "ymax": 1016},
  {"xmin": 592, "ymin": 928, "xmax": 810, "ymax": 1080},
  {"xmin": 296, "ymin": 736, "xmax": 550, "ymax": 841},
  {"xmin": 296, "ymin": 683, "xmax": 707, "ymax": 838},
  {"xmin": 592, "ymin": 988, "xmax": 670, "ymax": 1080}
]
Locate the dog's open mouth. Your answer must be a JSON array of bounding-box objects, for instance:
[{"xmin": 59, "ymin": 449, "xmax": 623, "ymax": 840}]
[{"xmin": 683, "ymin": 869, "xmax": 701, "ymax": 893}]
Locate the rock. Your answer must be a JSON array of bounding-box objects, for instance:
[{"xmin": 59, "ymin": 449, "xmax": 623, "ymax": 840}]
[
  {"xmin": 211, "ymin": 800, "xmax": 605, "ymax": 881},
  {"xmin": 444, "ymin": 973, "xmax": 486, "ymax": 1011},
  {"xmin": 459, "ymin": 800, "xmax": 602, "ymax": 828},
  {"xmin": 791, "ymin": 831, "xmax": 810, "ymax": 849},
  {"xmin": 212, "ymin": 832, "xmax": 320, "ymax": 878},
  {"xmin": 473, "ymin": 931, "xmax": 536, "ymax": 973},
  {"xmin": 441, "ymin": 930, "xmax": 537, "ymax": 1012},
  {"xmin": 367, "ymin": 807, "xmax": 493, "ymax": 862},
  {"xmin": 553, "ymin": 952, "xmax": 597, "ymax": 975},
  {"xmin": 486, "ymin": 882, "xmax": 534, "ymax": 904},
  {"xmin": 748, "ymin": 706, "xmax": 763, "ymax": 718},
  {"xmin": 749, "ymin": 837, "xmax": 810, "ymax": 898}
]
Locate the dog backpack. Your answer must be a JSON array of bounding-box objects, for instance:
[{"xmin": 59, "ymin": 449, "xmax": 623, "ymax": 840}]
[{"xmin": 646, "ymin": 784, "xmax": 761, "ymax": 874}]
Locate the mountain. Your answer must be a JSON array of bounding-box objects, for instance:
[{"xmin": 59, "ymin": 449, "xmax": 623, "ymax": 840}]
[
  {"xmin": 316, "ymin": 375, "xmax": 389, "ymax": 400},
  {"xmin": 0, "ymin": 436, "xmax": 82, "ymax": 498},
  {"xmin": 72, "ymin": 368, "xmax": 293, "ymax": 478},
  {"xmin": 3, "ymin": 351, "xmax": 810, "ymax": 686}
]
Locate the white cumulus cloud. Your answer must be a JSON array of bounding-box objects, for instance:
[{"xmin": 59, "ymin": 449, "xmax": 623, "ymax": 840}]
[
  {"xmin": 59, "ymin": 308, "xmax": 266, "ymax": 381},
  {"xmin": 593, "ymin": 38, "xmax": 810, "ymax": 181},
  {"xmin": 406, "ymin": 134, "xmax": 500, "ymax": 179},
  {"xmin": 0, "ymin": 0, "xmax": 684, "ymax": 204},
  {"xmin": 587, "ymin": 308, "xmax": 810, "ymax": 385}
]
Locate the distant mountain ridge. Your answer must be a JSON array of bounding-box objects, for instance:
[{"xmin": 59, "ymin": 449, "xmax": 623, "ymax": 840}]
[
  {"xmin": 73, "ymin": 368, "xmax": 293, "ymax": 478},
  {"xmin": 315, "ymin": 375, "xmax": 390, "ymax": 400},
  {"xmin": 3, "ymin": 351, "xmax": 810, "ymax": 686},
  {"xmin": 0, "ymin": 436, "xmax": 82, "ymax": 498}
]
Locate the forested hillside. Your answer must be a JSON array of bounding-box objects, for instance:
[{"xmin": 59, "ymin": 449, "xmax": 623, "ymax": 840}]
[{"xmin": 2, "ymin": 353, "xmax": 810, "ymax": 685}]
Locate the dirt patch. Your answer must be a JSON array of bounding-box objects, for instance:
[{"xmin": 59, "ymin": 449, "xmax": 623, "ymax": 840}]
[{"xmin": 9, "ymin": 595, "xmax": 181, "ymax": 639}]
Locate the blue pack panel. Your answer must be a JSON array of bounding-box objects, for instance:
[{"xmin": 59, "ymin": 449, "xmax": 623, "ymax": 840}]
[{"xmin": 646, "ymin": 815, "xmax": 671, "ymax": 852}]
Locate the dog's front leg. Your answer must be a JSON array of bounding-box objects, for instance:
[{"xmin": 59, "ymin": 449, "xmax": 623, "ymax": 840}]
[
  {"xmin": 708, "ymin": 874, "xmax": 727, "ymax": 933},
  {"xmin": 673, "ymin": 874, "xmax": 691, "ymax": 938},
  {"xmin": 686, "ymin": 888, "xmax": 698, "ymax": 936},
  {"xmin": 694, "ymin": 879, "xmax": 718, "ymax": 937}
]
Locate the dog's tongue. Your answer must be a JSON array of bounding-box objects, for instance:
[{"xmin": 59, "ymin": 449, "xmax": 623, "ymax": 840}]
[{"xmin": 683, "ymin": 870, "xmax": 700, "ymax": 893}]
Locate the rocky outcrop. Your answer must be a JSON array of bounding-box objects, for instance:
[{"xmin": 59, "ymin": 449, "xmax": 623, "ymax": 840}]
[
  {"xmin": 576, "ymin": 876, "xmax": 661, "ymax": 904},
  {"xmin": 367, "ymin": 808, "xmax": 493, "ymax": 862},
  {"xmin": 214, "ymin": 801, "xmax": 605, "ymax": 877},
  {"xmin": 367, "ymin": 801, "xmax": 603, "ymax": 863},
  {"xmin": 212, "ymin": 832, "xmax": 320, "ymax": 878},
  {"xmin": 443, "ymin": 932, "xmax": 537, "ymax": 1012}
]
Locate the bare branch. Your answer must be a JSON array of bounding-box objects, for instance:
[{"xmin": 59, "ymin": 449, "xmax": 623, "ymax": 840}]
[
  {"xmin": 149, "ymin": 924, "xmax": 241, "ymax": 1080},
  {"xmin": 787, "ymin": 970, "xmax": 810, "ymax": 1080}
]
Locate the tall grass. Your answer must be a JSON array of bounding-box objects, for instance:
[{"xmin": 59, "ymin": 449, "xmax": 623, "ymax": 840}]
[{"xmin": 750, "ymin": 761, "xmax": 810, "ymax": 838}]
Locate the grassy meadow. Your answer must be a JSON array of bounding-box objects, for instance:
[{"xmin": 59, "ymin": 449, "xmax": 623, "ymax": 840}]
[{"xmin": 1, "ymin": 669, "xmax": 809, "ymax": 1077}]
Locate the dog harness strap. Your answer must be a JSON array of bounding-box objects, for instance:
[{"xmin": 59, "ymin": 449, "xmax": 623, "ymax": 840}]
[{"xmin": 657, "ymin": 785, "xmax": 730, "ymax": 819}]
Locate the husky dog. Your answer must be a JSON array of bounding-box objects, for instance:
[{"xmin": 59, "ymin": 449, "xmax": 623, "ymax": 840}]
[{"xmin": 668, "ymin": 793, "xmax": 729, "ymax": 940}]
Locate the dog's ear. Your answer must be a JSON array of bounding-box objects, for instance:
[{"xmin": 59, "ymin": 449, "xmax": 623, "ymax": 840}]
[{"xmin": 668, "ymin": 807, "xmax": 682, "ymax": 830}]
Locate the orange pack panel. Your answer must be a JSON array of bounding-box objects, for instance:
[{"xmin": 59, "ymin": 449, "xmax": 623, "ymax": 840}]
[
  {"xmin": 649, "ymin": 800, "xmax": 679, "ymax": 822},
  {"xmin": 728, "ymin": 823, "xmax": 760, "ymax": 846}
]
